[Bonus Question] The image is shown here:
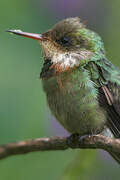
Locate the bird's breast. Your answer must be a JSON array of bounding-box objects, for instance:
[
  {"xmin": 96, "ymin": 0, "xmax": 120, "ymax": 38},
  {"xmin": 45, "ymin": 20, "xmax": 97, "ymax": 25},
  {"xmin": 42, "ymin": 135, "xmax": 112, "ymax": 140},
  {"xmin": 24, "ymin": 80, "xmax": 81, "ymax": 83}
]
[{"xmin": 42, "ymin": 69, "xmax": 106, "ymax": 135}]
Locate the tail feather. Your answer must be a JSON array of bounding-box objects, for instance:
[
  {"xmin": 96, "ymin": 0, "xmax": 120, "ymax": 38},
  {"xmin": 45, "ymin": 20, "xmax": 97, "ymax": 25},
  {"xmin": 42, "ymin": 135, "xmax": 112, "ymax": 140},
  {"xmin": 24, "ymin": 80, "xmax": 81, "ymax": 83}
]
[{"xmin": 109, "ymin": 152, "xmax": 120, "ymax": 164}]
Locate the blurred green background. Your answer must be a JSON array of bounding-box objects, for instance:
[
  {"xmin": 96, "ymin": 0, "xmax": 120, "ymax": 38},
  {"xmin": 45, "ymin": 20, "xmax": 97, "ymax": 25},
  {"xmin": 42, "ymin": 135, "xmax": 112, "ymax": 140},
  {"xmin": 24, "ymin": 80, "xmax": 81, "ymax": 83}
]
[{"xmin": 0, "ymin": 0, "xmax": 120, "ymax": 179}]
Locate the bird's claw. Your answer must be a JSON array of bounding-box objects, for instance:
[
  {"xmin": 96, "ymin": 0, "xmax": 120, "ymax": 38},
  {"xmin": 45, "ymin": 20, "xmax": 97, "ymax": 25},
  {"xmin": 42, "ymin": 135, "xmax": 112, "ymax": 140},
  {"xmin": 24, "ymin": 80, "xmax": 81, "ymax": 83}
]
[
  {"xmin": 67, "ymin": 133, "xmax": 79, "ymax": 148},
  {"xmin": 67, "ymin": 134, "xmax": 94, "ymax": 148}
]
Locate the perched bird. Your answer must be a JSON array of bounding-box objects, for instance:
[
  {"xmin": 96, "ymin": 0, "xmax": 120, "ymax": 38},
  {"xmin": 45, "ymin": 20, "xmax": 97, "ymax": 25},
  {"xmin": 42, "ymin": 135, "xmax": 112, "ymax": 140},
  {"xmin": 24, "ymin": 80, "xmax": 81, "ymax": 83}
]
[{"xmin": 7, "ymin": 17, "xmax": 120, "ymax": 163}]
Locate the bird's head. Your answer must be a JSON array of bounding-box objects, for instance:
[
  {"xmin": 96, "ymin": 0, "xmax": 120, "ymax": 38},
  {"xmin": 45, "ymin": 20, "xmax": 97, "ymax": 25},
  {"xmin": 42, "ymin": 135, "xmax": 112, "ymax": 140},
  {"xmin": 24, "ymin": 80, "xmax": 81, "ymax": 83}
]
[{"xmin": 7, "ymin": 17, "xmax": 105, "ymax": 72}]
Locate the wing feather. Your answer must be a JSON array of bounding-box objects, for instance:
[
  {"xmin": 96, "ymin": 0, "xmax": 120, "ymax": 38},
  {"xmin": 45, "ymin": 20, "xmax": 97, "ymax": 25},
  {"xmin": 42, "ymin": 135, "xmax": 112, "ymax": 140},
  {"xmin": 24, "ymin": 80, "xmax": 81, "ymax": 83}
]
[{"xmin": 98, "ymin": 83, "xmax": 120, "ymax": 138}]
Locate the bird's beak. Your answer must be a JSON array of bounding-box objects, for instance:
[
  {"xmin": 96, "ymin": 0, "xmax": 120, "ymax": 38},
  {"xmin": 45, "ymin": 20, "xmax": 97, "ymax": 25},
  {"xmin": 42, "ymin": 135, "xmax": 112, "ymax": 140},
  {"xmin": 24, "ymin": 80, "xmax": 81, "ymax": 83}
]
[{"xmin": 7, "ymin": 29, "xmax": 44, "ymax": 41}]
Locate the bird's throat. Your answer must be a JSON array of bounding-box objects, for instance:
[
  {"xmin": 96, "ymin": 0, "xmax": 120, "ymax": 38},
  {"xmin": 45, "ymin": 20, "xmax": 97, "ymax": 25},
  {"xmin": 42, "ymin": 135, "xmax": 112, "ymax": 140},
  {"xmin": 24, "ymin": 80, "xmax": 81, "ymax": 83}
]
[{"xmin": 40, "ymin": 50, "xmax": 93, "ymax": 79}]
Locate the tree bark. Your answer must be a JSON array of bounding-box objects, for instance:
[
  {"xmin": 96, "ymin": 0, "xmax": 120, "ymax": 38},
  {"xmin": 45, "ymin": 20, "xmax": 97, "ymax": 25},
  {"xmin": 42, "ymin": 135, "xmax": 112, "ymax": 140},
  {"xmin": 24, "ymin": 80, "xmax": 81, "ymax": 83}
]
[{"xmin": 0, "ymin": 135, "xmax": 120, "ymax": 160}]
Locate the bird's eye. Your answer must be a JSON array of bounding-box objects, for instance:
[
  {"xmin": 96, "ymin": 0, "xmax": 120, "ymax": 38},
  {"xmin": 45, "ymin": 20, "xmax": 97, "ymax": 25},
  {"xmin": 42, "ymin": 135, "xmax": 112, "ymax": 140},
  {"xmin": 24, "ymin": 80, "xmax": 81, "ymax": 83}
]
[
  {"xmin": 57, "ymin": 36, "xmax": 71, "ymax": 46},
  {"xmin": 60, "ymin": 37, "xmax": 70, "ymax": 45}
]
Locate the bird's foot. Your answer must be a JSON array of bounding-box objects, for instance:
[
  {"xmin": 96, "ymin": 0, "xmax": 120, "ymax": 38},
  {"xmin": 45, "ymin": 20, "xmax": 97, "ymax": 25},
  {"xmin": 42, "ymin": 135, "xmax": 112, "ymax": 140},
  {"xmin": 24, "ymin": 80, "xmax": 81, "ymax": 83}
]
[
  {"xmin": 67, "ymin": 133, "xmax": 79, "ymax": 148},
  {"xmin": 67, "ymin": 134, "xmax": 95, "ymax": 148},
  {"xmin": 79, "ymin": 134, "xmax": 91, "ymax": 144}
]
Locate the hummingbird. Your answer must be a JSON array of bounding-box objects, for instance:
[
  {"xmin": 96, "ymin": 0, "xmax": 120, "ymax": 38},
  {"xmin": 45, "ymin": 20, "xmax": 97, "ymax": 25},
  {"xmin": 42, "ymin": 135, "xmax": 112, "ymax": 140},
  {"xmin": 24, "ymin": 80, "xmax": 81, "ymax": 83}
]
[{"xmin": 7, "ymin": 17, "xmax": 120, "ymax": 163}]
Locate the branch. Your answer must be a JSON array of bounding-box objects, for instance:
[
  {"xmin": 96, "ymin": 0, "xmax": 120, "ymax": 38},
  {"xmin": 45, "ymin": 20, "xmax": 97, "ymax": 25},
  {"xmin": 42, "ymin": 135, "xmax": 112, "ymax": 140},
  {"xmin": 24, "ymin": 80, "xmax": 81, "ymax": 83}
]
[{"xmin": 0, "ymin": 135, "xmax": 120, "ymax": 160}]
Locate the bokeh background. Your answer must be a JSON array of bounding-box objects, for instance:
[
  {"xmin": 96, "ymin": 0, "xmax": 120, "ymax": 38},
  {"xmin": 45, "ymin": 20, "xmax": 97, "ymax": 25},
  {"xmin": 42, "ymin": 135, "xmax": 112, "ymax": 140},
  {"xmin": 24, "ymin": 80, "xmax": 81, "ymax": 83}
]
[{"xmin": 0, "ymin": 0, "xmax": 120, "ymax": 179}]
